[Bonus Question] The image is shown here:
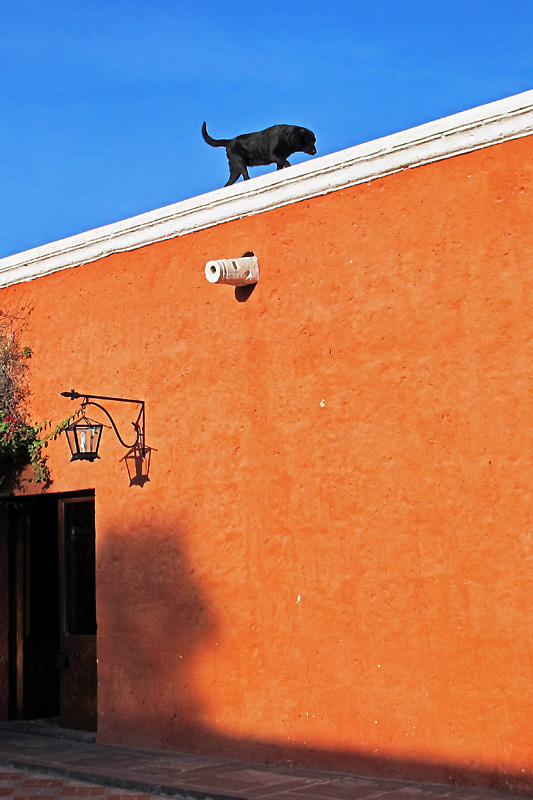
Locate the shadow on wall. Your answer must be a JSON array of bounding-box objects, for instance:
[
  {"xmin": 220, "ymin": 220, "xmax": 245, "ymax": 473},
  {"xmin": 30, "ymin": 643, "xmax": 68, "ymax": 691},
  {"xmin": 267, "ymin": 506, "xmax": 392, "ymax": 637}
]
[
  {"xmin": 119, "ymin": 444, "xmax": 154, "ymax": 487},
  {"xmin": 97, "ymin": 525, "xmax": 529, "ymax": 796}
]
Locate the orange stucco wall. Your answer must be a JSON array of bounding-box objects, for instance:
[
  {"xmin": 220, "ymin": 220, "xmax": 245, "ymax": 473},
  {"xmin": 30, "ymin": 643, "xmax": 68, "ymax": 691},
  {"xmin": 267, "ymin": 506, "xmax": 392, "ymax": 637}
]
[{"xmin": 2, "ymin": 134, "xmax": 533, "ymax": 792}]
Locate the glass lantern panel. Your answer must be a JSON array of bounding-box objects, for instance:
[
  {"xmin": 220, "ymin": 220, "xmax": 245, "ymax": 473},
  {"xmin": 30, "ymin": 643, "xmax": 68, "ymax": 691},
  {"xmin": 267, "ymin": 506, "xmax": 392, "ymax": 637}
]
[{"xmin": 78, "ymin": 424, "xmax": 99, "ymax": 455}]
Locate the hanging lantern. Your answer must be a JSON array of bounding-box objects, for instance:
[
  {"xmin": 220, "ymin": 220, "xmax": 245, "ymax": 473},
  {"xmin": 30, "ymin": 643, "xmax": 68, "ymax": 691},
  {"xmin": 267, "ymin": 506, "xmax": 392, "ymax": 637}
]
[
  {"xmin": 60, "ymin": 390, "xmax": 146, "ymax": 467},
  {"xmin": 64, "ymin": 414, "xmax": 104, "ymax": 462}
]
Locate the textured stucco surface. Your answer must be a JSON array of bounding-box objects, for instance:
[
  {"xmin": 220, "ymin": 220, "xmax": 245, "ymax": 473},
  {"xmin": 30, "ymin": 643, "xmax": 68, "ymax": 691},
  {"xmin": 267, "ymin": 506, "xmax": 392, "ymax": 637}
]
[{"xmin": 1, "ymin": 135, "xmax": 533, "ymax": 792}]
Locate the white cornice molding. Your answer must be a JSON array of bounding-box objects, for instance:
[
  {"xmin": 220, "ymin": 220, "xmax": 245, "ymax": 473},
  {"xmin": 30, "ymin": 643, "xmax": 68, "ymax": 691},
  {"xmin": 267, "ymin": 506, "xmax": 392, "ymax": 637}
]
[{"xmin": 2, "ymin": 89, "xmax": 533, "ymax": 288}]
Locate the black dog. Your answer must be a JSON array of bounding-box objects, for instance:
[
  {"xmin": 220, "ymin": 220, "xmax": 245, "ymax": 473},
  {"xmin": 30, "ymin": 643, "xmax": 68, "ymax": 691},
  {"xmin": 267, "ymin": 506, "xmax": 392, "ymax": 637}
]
[{"xmin": 202, "ymin": 122, "xmax": 317, "ymax": 186}]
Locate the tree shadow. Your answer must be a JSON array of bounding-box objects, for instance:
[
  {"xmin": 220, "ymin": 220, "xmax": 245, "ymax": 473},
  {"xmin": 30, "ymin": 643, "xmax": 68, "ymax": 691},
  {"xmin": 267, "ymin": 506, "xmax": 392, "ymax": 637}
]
[{"xmin": 96, "ymin": 522, "xmax": 532, "ymax": 796}]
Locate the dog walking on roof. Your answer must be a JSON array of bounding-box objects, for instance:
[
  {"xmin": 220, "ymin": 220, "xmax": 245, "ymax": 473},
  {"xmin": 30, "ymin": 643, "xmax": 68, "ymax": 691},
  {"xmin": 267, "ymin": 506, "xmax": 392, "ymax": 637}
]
[{"xmin": 202, "ymin": 122, "xmax": 317, "ymax": 186}]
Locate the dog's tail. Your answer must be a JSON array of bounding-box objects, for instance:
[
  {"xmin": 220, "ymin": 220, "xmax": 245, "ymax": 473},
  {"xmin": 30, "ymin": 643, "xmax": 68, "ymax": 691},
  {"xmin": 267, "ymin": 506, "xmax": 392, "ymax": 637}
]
[{"xmin": 202, "ymin": 122, "xmax": 230, "ymax": 148}]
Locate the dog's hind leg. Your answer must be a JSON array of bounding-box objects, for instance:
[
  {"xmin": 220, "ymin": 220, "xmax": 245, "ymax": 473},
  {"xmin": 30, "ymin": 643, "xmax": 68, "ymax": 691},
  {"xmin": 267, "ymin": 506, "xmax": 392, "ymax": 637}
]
[
  {"xmin": 225, "ymin": 154, "xmax": 250, "ymax": 185},
  {"xmin": 226, "ymin": 169, "xmax": 243, "ymax": 186}
]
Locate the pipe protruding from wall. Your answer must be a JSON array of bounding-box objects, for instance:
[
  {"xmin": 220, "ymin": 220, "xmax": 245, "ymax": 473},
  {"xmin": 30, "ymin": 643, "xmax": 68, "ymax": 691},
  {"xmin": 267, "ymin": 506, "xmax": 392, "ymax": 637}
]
[{"xmin": 205, "ymin": 256, "xmax": 259, "ymax": 285}]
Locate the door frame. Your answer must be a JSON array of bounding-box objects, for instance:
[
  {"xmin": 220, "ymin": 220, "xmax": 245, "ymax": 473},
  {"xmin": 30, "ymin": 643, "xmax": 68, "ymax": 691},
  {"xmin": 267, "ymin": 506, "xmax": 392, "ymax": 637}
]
[{"xmin": 8, "ymin": 490, "xmax": 96, "ymax": 726}]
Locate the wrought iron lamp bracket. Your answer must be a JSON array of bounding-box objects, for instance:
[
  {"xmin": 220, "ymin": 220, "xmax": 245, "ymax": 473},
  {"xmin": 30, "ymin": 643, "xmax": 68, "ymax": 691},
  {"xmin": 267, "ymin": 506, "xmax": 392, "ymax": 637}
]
[{"xmin": 60, "ymin": 390, "xmax": 146, "ymax": 457}]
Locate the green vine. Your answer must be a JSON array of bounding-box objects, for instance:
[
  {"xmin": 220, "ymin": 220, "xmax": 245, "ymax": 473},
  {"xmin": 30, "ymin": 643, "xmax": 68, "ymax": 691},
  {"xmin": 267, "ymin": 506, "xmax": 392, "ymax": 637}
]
[{"xmin": 0, "ymin": 307, "xmax": 77, "ymax": 496}]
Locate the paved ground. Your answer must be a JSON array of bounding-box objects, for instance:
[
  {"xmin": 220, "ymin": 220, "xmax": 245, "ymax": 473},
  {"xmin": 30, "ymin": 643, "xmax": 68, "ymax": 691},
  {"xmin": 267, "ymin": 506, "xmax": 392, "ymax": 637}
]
[
  {"xmin": 0, "ymin": 766, "xmax": 156, "ymax": 798},
  {"xmin": 0, "ymin": 723, "xmax": 523, "ymax": 800}
]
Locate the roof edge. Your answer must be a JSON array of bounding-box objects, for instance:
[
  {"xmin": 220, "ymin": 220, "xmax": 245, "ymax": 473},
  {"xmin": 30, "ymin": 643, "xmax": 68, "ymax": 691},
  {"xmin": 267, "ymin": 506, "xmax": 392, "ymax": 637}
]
[{"xmin": 2, "ymin": 89, "xmax": 533, "ymax": 288}]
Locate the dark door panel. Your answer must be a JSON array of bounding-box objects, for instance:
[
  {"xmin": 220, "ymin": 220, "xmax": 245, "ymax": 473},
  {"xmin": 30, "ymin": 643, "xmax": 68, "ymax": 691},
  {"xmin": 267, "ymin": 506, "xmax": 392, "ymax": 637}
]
[
  {"xmin": 10, "ymin": 497, "xmax": 60, "ymax": 719},
  {"xmin": 57, "ymin": 637, "xmax": 97, "ymax": 730},
  {"xmin": 58, "ymin": 498, "xmax": 97, "ymax": 731},
  {"xmin": 9, "ymin": 493, "xmax": 97, "ymax": 731}
]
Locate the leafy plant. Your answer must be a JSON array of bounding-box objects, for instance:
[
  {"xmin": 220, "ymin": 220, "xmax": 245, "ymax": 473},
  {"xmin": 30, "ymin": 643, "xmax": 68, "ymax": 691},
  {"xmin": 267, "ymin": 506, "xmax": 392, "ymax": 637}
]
[{"xmin": 0, "ymin": 307, "xmax": 76, "ymax": 496}]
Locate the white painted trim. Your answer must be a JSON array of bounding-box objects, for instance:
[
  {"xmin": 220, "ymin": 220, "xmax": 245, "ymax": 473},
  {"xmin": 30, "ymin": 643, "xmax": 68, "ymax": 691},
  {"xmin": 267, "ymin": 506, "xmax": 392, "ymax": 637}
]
[{"xmin": 2, "ymin": 89, "xmax": 533, "ymax": 288}]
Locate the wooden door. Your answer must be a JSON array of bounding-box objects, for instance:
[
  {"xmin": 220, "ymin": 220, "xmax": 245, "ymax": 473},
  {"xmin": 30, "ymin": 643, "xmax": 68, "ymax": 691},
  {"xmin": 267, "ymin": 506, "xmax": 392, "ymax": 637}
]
[
  {"xmin": 9, "ymin": 497, "xmax": 60, "ymax": 720},
  {"xmin": 58, "ymin": 497, "xmax": 97, "ymax": 731}
]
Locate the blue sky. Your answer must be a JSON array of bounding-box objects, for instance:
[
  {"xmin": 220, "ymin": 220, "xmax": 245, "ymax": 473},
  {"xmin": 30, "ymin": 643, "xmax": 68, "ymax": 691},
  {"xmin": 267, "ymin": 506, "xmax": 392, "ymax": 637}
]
[{"xmin": 1, "ymin": 0, "xmax": 532, "ymax": 258}]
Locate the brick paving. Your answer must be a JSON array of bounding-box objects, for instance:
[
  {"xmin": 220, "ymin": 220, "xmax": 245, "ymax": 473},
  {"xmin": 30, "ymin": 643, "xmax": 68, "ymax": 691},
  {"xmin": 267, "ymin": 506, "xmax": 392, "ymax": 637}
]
[
  {"xmin": 0, "ymin": 724, "xmax": 524, "ymax": 800},
  {"xmin": 0, "ymin": 766, "xmax": 156, "ymax": 798}
]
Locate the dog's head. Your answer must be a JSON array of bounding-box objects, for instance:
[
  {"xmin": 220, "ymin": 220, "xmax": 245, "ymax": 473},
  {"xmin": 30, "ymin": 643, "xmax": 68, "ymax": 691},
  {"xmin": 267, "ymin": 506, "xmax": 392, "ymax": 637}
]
[{"xmin": 298, "ymin": 127, "xmax": 317, "ymax": 156}]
